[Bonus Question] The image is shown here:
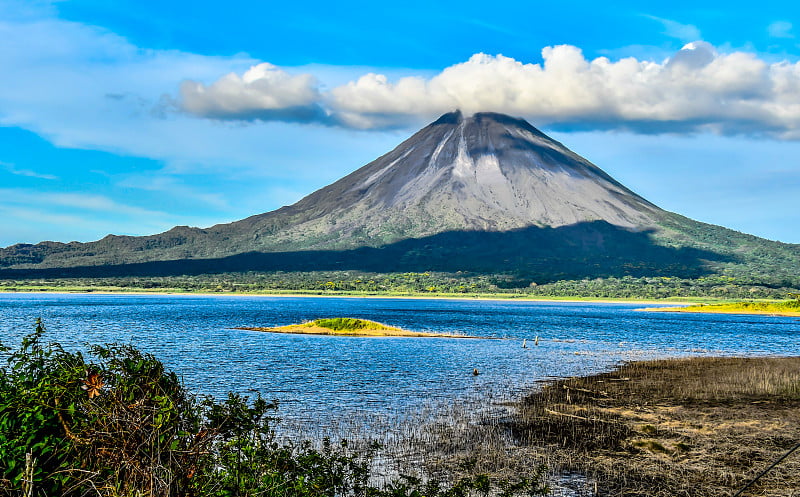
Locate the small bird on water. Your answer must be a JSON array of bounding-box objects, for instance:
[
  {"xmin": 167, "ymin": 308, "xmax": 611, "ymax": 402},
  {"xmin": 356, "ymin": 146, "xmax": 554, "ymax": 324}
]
[{"xmin": 472, "ymin": 368, "xmax": 480, "ymax": 376}]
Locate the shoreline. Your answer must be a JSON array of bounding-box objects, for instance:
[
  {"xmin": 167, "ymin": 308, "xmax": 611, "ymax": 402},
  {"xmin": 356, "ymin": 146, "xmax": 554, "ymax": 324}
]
[
  {"xmin": 0, "ymin": 289, "xmax": 699, "ymax": 306},
  {"xmin": 11, "ymin": 287, "xmax": 800, "ymax": 318}
]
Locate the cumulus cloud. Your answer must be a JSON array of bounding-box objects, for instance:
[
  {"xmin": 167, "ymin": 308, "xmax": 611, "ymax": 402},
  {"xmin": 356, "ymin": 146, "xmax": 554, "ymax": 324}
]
[
  {"xmin": 182, "ymin": 42, "xmax": 800, "ymax": 139},
  {"xmin": 328, "ymin": 42, "xmax": 795, "ymax": 135},
  {"xmin": 180, "ymin": 63, "xmax": 329, "ymax": 122}
]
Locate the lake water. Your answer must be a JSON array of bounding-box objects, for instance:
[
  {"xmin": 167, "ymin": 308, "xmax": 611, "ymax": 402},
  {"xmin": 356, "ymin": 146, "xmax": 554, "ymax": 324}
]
[{"xmin": 1, "ymin": 293, "xmax": 799, "ymax": 430}]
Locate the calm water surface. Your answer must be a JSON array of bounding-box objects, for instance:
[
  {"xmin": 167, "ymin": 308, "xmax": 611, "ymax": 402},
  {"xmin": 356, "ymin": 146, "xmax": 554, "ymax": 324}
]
[{"xmin": 1, "ymin": 293, "xmax": 799, "ymax": 427}]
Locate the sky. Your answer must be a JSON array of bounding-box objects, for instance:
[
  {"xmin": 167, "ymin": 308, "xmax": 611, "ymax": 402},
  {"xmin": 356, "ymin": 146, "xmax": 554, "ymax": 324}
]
[{"xmin": 1, "ymin": 0, "xmax": 800, "ymax": 246}]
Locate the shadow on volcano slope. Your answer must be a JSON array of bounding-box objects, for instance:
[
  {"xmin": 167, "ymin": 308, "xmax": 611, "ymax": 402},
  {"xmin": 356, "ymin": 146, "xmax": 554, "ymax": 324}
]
[{"xmin": 0, "ymin": 221, "xmax": 730, "ymax": 282}]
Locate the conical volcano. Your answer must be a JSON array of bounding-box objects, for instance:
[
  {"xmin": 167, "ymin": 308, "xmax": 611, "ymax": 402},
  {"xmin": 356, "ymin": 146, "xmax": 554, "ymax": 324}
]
[
  {"xmin": 219, "ymin": 111, "xmax": 663, "ymax": 252},
  {"xmin": 1, "ymin": 112, "xmax": 798, "ymax": 288}
]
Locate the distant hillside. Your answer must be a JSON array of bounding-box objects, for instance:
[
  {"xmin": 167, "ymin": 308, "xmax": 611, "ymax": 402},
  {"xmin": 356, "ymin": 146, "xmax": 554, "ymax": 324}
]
[{"xmin": 1, "ymin": 111, "xmax": 798, "ymax": 289}]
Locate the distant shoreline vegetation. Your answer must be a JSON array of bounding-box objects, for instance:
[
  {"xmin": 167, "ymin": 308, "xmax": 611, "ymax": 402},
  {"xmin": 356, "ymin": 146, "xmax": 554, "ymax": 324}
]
[
  {"xmin": 0, "ymin": 271, "xmax": 798, "ymax": 301},
  {"xmin": 646, "ymin": 298, "xmax": 800, "ymax": 317}
]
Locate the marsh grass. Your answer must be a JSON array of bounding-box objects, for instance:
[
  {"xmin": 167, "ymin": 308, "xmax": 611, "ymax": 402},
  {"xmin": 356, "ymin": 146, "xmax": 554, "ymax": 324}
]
[
  {"xmin": 506, "ymin": 357, "xmax": 800, "ymax": 496},
  {"xmin": 279, "ymin": 393, "xmax": 569, "ymax": 495}
]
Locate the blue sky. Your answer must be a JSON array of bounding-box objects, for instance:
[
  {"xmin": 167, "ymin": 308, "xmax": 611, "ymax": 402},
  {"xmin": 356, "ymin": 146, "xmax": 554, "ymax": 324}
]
[{"xmin": 1, "ymin": 0, "xmax": 799, "ymax": 246}]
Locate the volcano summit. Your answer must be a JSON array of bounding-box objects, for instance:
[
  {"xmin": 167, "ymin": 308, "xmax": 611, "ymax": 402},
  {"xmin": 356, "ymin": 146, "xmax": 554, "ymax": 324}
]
[{"xmin": 1, "ymin": 112, "xmax": 798, "ymax": 287}]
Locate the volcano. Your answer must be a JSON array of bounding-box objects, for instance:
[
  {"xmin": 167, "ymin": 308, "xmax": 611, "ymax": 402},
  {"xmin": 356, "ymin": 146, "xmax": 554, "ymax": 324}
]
[
  {"xmin": 239, "ymin": 110, "xmax": 662, "ymax": 250},
  {"xmin": 1, "ymin": 111, "xmax": 798, "ymax": 286}
]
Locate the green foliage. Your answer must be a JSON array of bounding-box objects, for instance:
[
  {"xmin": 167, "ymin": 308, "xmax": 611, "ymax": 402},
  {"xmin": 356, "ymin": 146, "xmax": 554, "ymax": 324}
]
[
  {"xmin": 4, "ymin": 271, "xmax": 798, "ymax": 300},
  {"xmin": 0, "ymin": 318, "xmax": 211, "ymax": 495},
  {"xmin": 682, "ymin": 299, "xmax": 800, "ymax": 313},
  {"xmin": 0, "ymin": 321, "xmax": 550, "ymax": 497},
  {"xmin": 311, "ymin": 318, "xmax": 393, "ymax": 331}
]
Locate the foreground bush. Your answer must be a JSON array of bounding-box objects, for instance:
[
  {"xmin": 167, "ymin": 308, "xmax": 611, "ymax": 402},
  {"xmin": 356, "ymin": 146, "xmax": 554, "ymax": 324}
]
[{"xmin": 0, "ymin": 320, "xmax": 549, "ymax": 497}]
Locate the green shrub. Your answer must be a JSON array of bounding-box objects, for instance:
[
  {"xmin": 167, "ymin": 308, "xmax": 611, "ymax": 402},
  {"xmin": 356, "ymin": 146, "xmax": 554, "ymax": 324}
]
[{"xmin": 0, "ymin": 319, "xmax": 213, "ymax": 495}]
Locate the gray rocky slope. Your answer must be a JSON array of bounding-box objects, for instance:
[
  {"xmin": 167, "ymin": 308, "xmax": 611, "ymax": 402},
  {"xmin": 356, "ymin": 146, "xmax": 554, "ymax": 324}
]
[{"xmin": 1, "ymin": 111, "xmax": 797, "ymax": 285}]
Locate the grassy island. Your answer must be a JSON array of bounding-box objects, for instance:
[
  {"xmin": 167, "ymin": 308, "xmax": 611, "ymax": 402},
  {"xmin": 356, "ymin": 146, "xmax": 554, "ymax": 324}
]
[
  {"xmin": 236, "ymin": 317, "xmax": 486, "ymax": 338},
  {"xmin": 646, "ymin": 299, "xmax": 800, "ymax": 317}
]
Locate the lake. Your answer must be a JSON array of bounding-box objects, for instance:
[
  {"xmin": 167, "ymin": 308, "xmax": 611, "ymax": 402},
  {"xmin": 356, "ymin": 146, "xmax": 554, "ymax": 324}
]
[{"xmin": 1, "ymin": 293, "xmax": 799, "ymax": 431}]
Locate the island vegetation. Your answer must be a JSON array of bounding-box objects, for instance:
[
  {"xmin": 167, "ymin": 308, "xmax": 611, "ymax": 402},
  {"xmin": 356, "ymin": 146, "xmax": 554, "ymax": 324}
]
[{"xmin": 236, "ymin": 317, "xmax": 485, "ymax": 338}]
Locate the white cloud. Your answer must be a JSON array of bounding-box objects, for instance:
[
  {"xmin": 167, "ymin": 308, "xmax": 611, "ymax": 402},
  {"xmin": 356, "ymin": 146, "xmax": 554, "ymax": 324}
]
[
  {"xmin": 176, "ymin": 41, "xmax": 800, "ymax": 139},
  {"xmin": 117, "ymin": 174, "xmax": 230, "ymax": 210},
  {"xmin": 768, "ymin": 21, "xmax": 794, "ymax": 39},
  {"xmin": 315, "ymin": 43, "xmax": 800, "ymax": 138},
  {"xmin": 180, "ymin": 63, "xmax": 327, "ymax": 122},
  {"xmin": 5, "ymin": 0, "xmax": 800, "ymax": 160}
]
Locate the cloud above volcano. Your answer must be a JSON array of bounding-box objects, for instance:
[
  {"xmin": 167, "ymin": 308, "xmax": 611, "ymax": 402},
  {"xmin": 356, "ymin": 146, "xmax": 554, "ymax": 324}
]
[{"xmin": 180, "ymin": 42, "xmax": 800, "ymax": 139}]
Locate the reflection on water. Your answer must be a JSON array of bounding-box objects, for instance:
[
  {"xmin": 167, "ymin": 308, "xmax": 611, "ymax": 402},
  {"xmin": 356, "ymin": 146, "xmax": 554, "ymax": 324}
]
[{"xmin": 1, "ymin": 293, "xmax": 799, "ymax": 428}]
